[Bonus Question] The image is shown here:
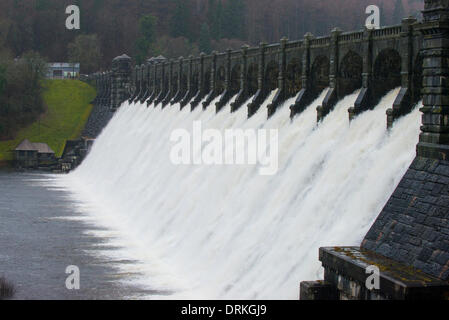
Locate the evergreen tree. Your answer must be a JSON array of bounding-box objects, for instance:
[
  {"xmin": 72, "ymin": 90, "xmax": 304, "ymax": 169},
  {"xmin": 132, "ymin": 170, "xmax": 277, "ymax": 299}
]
[
  {"xmin": 169, "ymin": 0, "xmax": 193, "ymax": 41},
  {"xmin": 199, "ymin": 23, "xmax": 212, "ymax": 54},
  {"xmin": 222, "ymin": 0, "xmax": 246, "ymax": 40},
  {"xmin": 134, "ymin": 14, "xmax": 157, "ymax": 65},
  {"xmin": 210, "ymin": 0, "xmax": 223, "ymax": 40},
  {"xmin": 0, "ymin": 65, "xmax": 6, "ymax": 99}
]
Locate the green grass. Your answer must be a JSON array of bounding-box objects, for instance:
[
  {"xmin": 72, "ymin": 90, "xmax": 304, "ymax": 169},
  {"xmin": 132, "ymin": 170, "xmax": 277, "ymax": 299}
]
[{"xmin": 0, "ymin": 79, "xmax": 96, "ymax": 163}]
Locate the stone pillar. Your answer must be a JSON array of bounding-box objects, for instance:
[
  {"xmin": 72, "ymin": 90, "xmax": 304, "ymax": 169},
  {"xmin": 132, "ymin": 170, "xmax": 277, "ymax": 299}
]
[
  {"xmin": 128, "ymin": 66, "xmax": 137, "ymax": 102},
  {"xmin": 111, "ymin": 54, "xmax": 132, "ymax": 111},
  {"xmin": 417, "ymin": 0, "xmax": 449, "ymax": 160},
  {"xmin": 91, "ymin": 73, "xmax": 99, "ymax": 104},
  {"xmin": 100, "ymin": 72, "xmax": 105, "ymax": 106},
  {"xmin": 317, "ymin": 28, "xmax": 341, "ymax": 122},
  {"xmin": 98, "ymin": 73, "xmax": 104, "ymax": 105},
  {"xmin": 203, "ymin": 51, "xmax": 218, "ymax": 109},
  {"xmin": 248, "ymin": 42, "xmax": 268, "ymax": 118},
  {"xmin": 138, "ymin": 64, "xmax": 147, "ymax": 103},
  {"xmin": 161, "ymin": 59, "xmax": 174, "ymax": 108},
  {"xmin": 180, "ymin": 55, "xmax": 194, "ymax": 109},
  {"xmin": 231, "ymin": 45, "xmax": 249, "ymax": 112},
  {"xmin": 140, "ymin": 63, "xmax": 150, "ymax": 103},
  {"xmin": 349, "ymin": 28, "xmax": 373, "ymax": 121},
  {"xmin": 191, "ymin": 53, "xmax": 206, "ymax": 110},
  {"xmin": 155, "ymin": 61, "xmax": 168, "ymax": 106},
  {"xmin": 290, "ymin": 32, "xmax": 314, "ymax": 118},
  {"xmin": 171, "ymin": 57, "xmax": 185, "ymax": 105},
  {"xmin": 387, "ymin": 17, "xmax": 418, "ymax": 129},
  {"xmin": 133, "ymin": 65, "xmax": 142, "ymax": 103},
  {"xmin": 147, "ymin": 61, "xmax": 159, "ymax": 106},
  {"xmin": 144, "ymin": 62, "xmax": 153, "ymax": 103},
  {"xmin": 268, "ymin": 37, "xmax": 288, "ymax": 118},
  {"xmin": 106, "ymin": 71, "xmax": 112, "ymax": 107},
  {"xmin": 216, "ymin": 49, "xmax": 234, "ymax": 112}
]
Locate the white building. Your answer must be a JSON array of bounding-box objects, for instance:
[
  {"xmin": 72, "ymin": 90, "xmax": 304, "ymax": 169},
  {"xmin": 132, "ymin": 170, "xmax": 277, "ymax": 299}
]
[{"xmin": 46, "ymin": 63, "xmax": 80, "ymax": 79}]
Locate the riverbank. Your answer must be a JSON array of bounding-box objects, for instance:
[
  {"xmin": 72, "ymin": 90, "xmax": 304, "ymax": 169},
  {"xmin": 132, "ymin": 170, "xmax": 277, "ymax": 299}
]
[{"xmin": 0, "ymin": 80, "xmax": 96, "ymax": 166}]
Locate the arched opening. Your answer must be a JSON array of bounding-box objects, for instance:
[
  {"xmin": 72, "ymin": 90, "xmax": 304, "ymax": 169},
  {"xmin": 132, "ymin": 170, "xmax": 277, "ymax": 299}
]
[
  {"xmin": 412, "ymin": 53, "xmax": 423, "ymax": 102},
  {"xmin": 339, "ymin": 51, "xmax": 363, "ymax": 96},
  {"xmin": 265, "ymin": 61, "xmax": 279, "ymax": 92},
  {"xmin": 192, "ymin": 72, "xmax": 199, "ymax": 93},
  {"xmin": 172, "ymin": 71, "xmax": 178, "ymax": 93},
  {"xmin": 163, "ymin": 76, "xmax": 169, "ymax": 94},
  {"xmin": 247, "ymin": 63, "xmax": 259, "ymax": 97},
  {"xmin": 373, "ymin": 49, "xmax": 401, "ymax": 97},
  {"xmin": 204, "ymin": 68, "xmax": 211, "ymax": 93},
  {"xmin": 230, "ymin": 64, "xmax": 241, "ymax": 94},
  {"xmin": 311, "ymin": 56, "xmax": 330, "ymax": 93},
  {"xmin": 286, "ymin": 58, "xmax": 302, "ymax": 97},
  {"xmin": 216, "ymin": 66, "xmax": 226, "ymax": 94},
  {"xmin": 180, "ymin": 74, "xmax": 187, "ymax": 91}
]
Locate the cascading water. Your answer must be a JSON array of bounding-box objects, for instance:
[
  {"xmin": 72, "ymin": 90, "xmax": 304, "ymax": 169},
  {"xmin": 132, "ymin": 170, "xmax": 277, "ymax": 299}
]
[{"xmin": 53, "ymin": 87, "xmax": 421, "ymax": 299}]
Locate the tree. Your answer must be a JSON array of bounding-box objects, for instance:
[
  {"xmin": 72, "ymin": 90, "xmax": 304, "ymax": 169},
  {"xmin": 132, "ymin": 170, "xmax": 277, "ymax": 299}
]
[
  {"xmin": 0, "ymin": 65, "xmax": 6, "ymax": 97},
  {"xmin": 67, "ymin": 34, "xmax": 102, "ymax": 74},
  {"xmin": 169, "ymin": 0, "xmax": 193, "ymax": 40},
  {"xmin": 22, "ymin": 51, "xmax": 48, "ymax": 88},
  {"xmin": 199, "ymin": 23, "xmax": 212, "ymax": 54},
  {"xmin": 0, "ymin": 51, "xmax": 47, "ymax": 140},
  {"xmin": 134, "ymin": 14, "xmax": 158, "ymax": 65},
  {"xmin": 210, "ymin": 0, "xmax": 224, "ymax": 40},
  {"xmin": 222, "ymin": 0, "xmax": 246, "ymax": 40}
]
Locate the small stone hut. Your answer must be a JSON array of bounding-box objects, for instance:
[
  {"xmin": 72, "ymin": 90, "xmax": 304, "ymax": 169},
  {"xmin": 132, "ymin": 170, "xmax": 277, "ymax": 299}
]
[{"xmin": 14, "ymin": 139, "xmax": 55, "ymax": 168}]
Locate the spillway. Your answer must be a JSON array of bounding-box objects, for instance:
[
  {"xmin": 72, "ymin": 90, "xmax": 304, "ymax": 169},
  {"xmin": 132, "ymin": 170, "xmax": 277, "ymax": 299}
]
[{"xmin": 56, "ymin": 88, "xmax": 421, "ymax": 299}]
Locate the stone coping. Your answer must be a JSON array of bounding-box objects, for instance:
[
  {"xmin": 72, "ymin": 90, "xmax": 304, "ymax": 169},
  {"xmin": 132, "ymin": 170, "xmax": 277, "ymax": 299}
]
[{"xmin": 320, "ymin": 247, "xmax": 449, "ymax": 300}]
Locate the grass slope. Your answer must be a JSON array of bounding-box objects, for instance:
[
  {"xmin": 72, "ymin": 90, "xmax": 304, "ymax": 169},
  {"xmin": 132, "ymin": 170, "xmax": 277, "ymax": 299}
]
[{"xmin": 0, "ymin": 79, "xmax": 96, "ymax": 163}]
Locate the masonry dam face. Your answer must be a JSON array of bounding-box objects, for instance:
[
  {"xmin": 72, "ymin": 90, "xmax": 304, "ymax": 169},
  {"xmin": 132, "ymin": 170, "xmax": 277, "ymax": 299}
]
[{"xmin": 58, "ymin": 86, "xmax": 422, "ymax": 298}]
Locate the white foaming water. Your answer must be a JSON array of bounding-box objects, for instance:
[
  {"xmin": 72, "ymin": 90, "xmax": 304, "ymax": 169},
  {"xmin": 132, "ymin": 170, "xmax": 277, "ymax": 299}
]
[{"xmin": 53, "ymin": 88, "xmax": 421, "ymax": 299}]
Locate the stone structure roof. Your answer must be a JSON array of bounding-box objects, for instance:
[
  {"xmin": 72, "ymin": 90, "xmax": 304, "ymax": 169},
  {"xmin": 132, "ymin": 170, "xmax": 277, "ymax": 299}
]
[
  {"xmin": 362, "ymin": 157, "xmax": 449, "ymax": 281},
  {"xmin": 15, "ymin": 140, "xmax": 55, "ymax": 154},
  {"xmin": 15, "ymin": 139, "xmax": 36, "ymax": 151}
]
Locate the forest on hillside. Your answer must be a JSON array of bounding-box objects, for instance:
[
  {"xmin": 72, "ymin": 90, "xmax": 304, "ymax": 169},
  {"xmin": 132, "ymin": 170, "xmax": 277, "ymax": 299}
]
[
  {"xmin": 0, "ymin": 0, "xmax": 424, "ymax": 143},
  {"xmin": 0, "ymin": 0, "xmax": 423, "ymax": 72}
]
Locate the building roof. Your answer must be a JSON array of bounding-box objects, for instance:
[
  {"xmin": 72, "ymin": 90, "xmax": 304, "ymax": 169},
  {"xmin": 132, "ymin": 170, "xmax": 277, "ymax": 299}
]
[
  {"xmin": 33, "ymin": 143, "xmax": 55, "ymax": 154},
  {"xmin": 15, "ymin": 139, "xmax": 36, "ymax": 151},
  {"xmin": 15, "ymin": 140, "xmax": 55, "ymax": 154},
  {"xmin": 48, "ymin": 62, "xmax": 80, "ymax": 69},
  {"xmin": 113, "ymin": 54, "xmax": 131, "ymax": 61}
]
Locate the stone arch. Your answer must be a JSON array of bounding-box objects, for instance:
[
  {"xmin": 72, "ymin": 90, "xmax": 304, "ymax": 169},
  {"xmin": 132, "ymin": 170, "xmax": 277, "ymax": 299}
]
[
  {"xmin": 247, "ymin": 63, "xmax": 259, "ymax": 97},
  {"xmin": 180, "ymin": 73, "xmax": 187, "ymax": 91},
  {"xmin": 163, "ymin": 75, "xmax": 169, "ymax": 91},
  {"xmin": 339, "ymin": 51, "xmax": 363, "ymax": 96},
  {"xmin": 412, "ymin": 53, "xmax": 423, "ymax": 102},
  {"xmin": 286, "ymin": 58, "xmax": 302, "ymax": 97},
  {"xmin": 192, "ymin": 72, "xmax": 199, "ymax": 93},
  {"xmin": 230, "ymin": 64, "xmax": 241, "ymax": 94},
  {"xmin": 204, "ymin": 68, "xmax": 211, "ymax": 93},
  {"xmin": 216, "ymin": 66, "xmax": 226, "ymax": 94},
  {"xmin": 172, "ymin": 71, "xmax": 178, "ymax": 93},
  {"xmin": 311, "ymin": 56, "xmax": 330, "ymax": 93},
  {"xmin": 373, "ymin": 49, "xmax": 401, "ymax": 97},
  {"xmin": 265, "ymin": 61, "xmax": 279, "ymax": 92}
]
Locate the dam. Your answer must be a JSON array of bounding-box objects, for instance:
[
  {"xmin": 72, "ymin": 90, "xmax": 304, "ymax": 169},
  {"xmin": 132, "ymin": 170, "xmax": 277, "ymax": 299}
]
[{"xmin": 67, "ymin": 0, "xmax": 449, "ymax": 299}]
